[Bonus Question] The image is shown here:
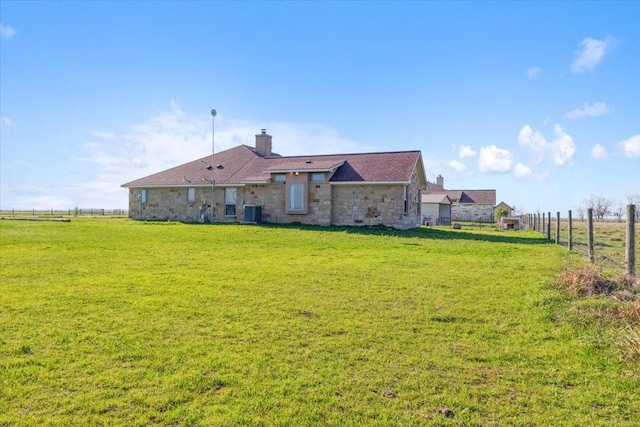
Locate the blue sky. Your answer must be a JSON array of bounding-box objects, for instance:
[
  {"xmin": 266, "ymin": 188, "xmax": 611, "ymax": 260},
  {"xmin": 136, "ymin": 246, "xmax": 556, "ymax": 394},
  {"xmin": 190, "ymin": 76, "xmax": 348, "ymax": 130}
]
[{"xmin": 1, "ymin": 1, "xmax": 639, "ymax": 214}]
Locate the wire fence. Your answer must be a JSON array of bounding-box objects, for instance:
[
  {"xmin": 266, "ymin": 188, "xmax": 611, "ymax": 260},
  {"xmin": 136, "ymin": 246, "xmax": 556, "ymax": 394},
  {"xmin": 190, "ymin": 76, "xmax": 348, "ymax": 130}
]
[
  {"xmin": 0, "ymin": 208, "xmax": 128, "ymax": 217},
  {"xmin": 522, "ymin": 206, "xmax": 637, "ymax": 275},
  {"xmin": 422, "ymin": 214, "xmax": 497, "ymax": 228}
]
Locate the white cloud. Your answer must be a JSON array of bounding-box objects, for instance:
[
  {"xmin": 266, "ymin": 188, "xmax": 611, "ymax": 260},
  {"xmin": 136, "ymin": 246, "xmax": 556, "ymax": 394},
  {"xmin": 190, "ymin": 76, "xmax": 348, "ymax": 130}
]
[
  {"xmin": 513, "ymin": 163, "xmax": 532, "ymax": 179},
  {"xmin": 571, "ymin": 35, "xmax": 618, "ymax": 73},
  {"xmin": 518, "ymin": 124, "xmax": 576, "ymax": 166},
  {"xmin": 551, "ymin": 124, "xmax": 575, "ymax": 166},
  {"xmin": 89, "ymin": 130, "xmax": 115, "ymax": 140},
  {"xmin": 459, "ymin": 145, "xmax": 477, "ymax": 158},
  {"xmin": 66, "ymin": 101, "xmax": 374, "ymax": 208},
  {"xmin": 1, "ymin": 116, "xmax": 15, "ymax": 128},
  {"xmin": 565, "ymin": 102, "xmax": 609, "ymax": 119},
  {"xmin": 591, "ymin": 144, "xmax": 607, "ymax": 160},
  {"xmin": 518, "ymin": 125, "xmax": 547, "ymax": 164},
  {"xmin": 0, "ymin": 23, "xmax": 16, "ymax": 38},
  {"xmin": 513, "ymin": 163, "xmax": 548, "ymax": 181},
  {"xmin": 619, "ymin": 134, "xmax": 640, "ymax": 159},
  {"xmin": 448, "ymin": 159, "xmax": 471, "ymax": 176},
  {"xmin": 527, "ymin": 66, "xmax": 542, "ymax": 80},
  {"xmin": 478, "ymin": 145, "xmax": 513, "ymax": 173}
]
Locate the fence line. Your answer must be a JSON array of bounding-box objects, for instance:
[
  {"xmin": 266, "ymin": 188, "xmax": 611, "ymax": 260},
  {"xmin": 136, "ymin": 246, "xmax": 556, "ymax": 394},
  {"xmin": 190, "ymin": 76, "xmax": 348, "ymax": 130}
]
[
  {"xmin": 422, "ymin": 214, "xmax": 497, "ymax": 227},
  {"xmin": 522, "ymin": 205, "xmax": 636, "ymax": 276},
  {"xmin": 0, "ymin": 209, "xmax": 128, "ymax": 217}
]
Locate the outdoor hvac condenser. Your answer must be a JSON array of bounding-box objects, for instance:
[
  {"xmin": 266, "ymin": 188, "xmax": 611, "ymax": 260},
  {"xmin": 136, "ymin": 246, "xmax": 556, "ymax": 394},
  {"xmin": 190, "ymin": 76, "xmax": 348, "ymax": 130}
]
[{"xmin": 243, "ymin": 205, "xmax": 262, "ymax": 223}]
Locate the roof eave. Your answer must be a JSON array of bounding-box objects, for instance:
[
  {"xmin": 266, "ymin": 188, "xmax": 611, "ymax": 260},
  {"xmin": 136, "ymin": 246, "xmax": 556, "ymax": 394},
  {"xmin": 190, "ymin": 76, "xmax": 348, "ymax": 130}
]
[
  {"xmin": 330, "ymin": 180, "xmax": 411, "ymax": 186},
  {"xmin": 264, "ymin": 168, "xmax": 335, "ymax": 174}
]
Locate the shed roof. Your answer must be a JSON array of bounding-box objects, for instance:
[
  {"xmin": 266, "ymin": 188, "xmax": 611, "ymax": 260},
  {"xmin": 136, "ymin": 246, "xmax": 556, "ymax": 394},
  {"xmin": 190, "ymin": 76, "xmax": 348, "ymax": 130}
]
[{"xmin": 421, "ymin": 194, "xmax": 451, "ymax": 204}]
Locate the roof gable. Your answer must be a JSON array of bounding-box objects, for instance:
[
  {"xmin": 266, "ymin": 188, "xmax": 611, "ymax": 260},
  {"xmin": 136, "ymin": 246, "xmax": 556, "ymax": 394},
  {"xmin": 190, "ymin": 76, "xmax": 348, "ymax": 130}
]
[{"xmin": 459, "ymin": 190, "xmax": 496, "ymax": 205}]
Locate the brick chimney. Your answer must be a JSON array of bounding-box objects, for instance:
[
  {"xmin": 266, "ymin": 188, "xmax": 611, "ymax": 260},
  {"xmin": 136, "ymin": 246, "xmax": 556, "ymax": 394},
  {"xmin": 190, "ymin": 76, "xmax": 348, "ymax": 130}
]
[
  {"xmin": 255, "ymin": 129, "xmax": 272, "ymax": 157},
  {"xmin": 436, "ymin": 174, "xmax": 444, "ymax": 188}
]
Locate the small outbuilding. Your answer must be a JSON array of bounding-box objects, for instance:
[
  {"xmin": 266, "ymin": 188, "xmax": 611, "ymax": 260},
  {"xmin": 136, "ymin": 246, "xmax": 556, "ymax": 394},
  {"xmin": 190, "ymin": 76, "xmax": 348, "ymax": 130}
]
[
  {"xmin": 500, "ymin": 216, "xmax": 523, "ymax": 230},
  {"xmin": 421, "ymin": 193, "xmax": 451, "ymax": 226},
  {"xmin": 495, "ymin": 201, "xmax": 513, "ymax": 216}
]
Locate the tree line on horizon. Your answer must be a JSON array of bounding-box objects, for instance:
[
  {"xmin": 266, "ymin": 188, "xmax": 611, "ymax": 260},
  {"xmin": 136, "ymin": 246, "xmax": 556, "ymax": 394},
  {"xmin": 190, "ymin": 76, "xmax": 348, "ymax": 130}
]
[{"xmin": 574, "ymin": 193, "xmax": 640, "ymax": 222}]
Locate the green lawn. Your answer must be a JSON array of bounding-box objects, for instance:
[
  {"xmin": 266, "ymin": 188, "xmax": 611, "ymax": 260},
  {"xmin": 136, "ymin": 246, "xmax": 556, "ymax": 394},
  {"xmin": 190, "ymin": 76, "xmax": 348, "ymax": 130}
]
[{"xmin": 1, "ymin": 219, "xmax": 638, "ymax": 426}]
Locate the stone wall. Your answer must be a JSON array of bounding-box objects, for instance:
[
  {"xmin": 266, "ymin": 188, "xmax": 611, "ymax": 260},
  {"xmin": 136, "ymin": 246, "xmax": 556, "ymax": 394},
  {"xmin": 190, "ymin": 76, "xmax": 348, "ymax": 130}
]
[
  {"xmin": 331, "ymin": 166, "xmax": 423, "ymax": 229},
  {"xmin": 451, "ymin": 203, "xmax": 494, "ymax": 222},
  {"xmin": 239, "ymin": 181, "xmax": 332, "ymax": 225},
  {"xmin": 128, "ymin": 186, "xmax": 213, "ymax": 221},
  {"xmin": 331, "ymin": 184, "xmax": 401, "ymax": 226},
  {"xmin": 128, "ymin": 168, "xmax": 423, "ymax": 228}
]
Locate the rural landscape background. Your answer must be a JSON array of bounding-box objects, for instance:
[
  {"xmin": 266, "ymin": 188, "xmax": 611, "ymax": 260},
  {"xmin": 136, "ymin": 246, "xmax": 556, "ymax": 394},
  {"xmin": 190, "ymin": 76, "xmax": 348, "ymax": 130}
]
[
  {"xmin": 1, "ymin": 1, "xmax": 639, "ymax": 424},
  {"xmin": 1, "ymin": 2, "xmax": 639, "ymax": 212},
  {"xmin": 1, "ymin": 216, "xmax": 638, "ymax": 425}
]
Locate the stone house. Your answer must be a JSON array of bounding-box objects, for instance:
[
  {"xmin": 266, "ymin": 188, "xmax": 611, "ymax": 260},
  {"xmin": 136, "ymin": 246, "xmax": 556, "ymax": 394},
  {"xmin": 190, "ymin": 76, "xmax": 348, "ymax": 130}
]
[
  {"xmin": 121, "ymin": 130, "xmax": 427, "ymax": 229},
  {"xmin": 423, "ymin": 174, "xmax": 496, "ymax": 222}
]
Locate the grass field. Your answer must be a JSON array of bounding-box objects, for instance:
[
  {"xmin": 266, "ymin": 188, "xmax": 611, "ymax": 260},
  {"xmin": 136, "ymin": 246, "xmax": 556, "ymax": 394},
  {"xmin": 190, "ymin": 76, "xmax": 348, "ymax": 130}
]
[
  {"xmin": 561, "ymin": 219, "xmax": 636, "ymax": 272},
  {"xmin": 532, "ymin": 217, "xmax": 638, "ymax": 274},
  {"xmin": 1, "ymin": 218, "xmax": 639, "ymax": 426}
]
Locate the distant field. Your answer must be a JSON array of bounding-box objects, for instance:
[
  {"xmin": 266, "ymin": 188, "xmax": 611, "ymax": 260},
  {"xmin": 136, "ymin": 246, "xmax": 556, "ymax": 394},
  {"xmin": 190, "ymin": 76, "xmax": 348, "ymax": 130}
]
[
  {"xmin": 1, "ymin": 218, "xmax": 638, "ymax": 426},
  {"xmin": 537, "ymin": 218, "xmax": 638, "ymax": 274}
]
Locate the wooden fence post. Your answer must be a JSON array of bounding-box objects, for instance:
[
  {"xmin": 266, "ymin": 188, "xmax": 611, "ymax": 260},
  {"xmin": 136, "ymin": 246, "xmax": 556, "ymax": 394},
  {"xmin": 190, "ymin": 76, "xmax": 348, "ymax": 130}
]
[
  {"xmin": 547, "ymin": 211, "xmax": 551, "ymax": 240},
  {"xmin": 587, "ymin": 208, "xmax": 594, "ymax": 263},
  {"xmin": 555, "ymin": 212, "xmax": 560, "ymax": 244},
  {"xmin": 627, "ymin": 204, "xmax": 636, "ymax": 276},
  {"xmin": 537, "ymin": 213, "xmax": 541, "ymax": 233},
  {"xmin": 568, "ymin": 210, "xmax": 573, "ymax": 251}
]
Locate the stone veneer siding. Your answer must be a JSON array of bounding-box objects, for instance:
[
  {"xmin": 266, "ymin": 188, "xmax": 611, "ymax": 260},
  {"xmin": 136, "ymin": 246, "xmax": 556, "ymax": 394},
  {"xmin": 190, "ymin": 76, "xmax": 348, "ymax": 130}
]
[
  {"xmin": 240, "ymin": 180, "xmax": 332, "ymax": 225},
  {"xmin": 331, "ymin": 166, "xmax": 423, "ymax": 229},
  {"xmin": 128, "ymin": 187, "xmax": 214, "ymax": 221},
  {"xmin": 128, "ymin": 169, "xmax": 424, "ymax": 228},
  {"xmin": 451, "ymin": 204, "xmax": 494, "ymax": 222}
]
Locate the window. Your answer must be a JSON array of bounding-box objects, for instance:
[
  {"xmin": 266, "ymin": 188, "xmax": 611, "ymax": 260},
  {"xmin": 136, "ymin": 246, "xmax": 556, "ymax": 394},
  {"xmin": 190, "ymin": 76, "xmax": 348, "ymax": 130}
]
[
  {"xmin": 273, "ymin": 174, "xmax": 286, "ymax": 183},
  {"xmin": 139, "ymin": 189, "xmax": 147, "ymax": 203},
  {"xmin": 403, "ymin": 185, "xmax": 408, "ymax": 215},
  {"xmin": 187, "ymin": 188, "xmax": 196, "ymax": 203},
  {"xmin": 290, "ymin": 183, "xmax": 303, "ymax": 210},
  {"xmin": 286, "ymin": 176, "xmax": 307, "ymax": 214},
  {"xmin": 225, "ymin": 188, "xmax": 237, "ymax": 217},
  {"xmin": 311, "ymin": 173, "xmax": 324, "ymax": 182}
]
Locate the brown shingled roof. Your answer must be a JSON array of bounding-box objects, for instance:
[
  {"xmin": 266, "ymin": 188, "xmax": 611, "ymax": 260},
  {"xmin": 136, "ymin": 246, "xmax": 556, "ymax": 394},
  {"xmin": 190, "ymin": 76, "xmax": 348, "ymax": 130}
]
[
  {"xmin": 423, "ymin": 179, "xmax": 496, "ymax": 206},
  {"xmin": 459, "ymin": 190, "xmax": 496, "ymax": 205},
  {"xmin": 122, "ymin": 146, "xmax": 424, "ymax": 188}
]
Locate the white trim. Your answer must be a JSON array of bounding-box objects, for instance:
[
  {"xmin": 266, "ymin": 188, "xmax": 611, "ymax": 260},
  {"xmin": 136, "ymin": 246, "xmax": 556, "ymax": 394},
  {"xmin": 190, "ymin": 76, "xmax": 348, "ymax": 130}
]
[{"xmin": 240, "ymin": 179, "xmax": 271, "ymax": 184}]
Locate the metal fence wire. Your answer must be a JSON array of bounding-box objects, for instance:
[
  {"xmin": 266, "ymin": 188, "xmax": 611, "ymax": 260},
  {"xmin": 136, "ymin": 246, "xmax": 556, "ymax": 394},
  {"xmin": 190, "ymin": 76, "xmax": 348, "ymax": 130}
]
[
  {"xmin": 0, "ymin": 209, "xmax": 128, "ymax": 217},
  {"xmin": 522, "ymin": 206, "xmax": 637, "ymax": 275}
]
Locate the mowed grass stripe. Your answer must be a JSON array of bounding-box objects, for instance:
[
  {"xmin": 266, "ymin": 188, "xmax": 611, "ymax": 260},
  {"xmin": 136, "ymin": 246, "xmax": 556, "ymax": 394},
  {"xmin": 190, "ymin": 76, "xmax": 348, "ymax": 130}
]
[{"xmin": 1, "ymin": 219, "xmax": 638, "ymax": 426}]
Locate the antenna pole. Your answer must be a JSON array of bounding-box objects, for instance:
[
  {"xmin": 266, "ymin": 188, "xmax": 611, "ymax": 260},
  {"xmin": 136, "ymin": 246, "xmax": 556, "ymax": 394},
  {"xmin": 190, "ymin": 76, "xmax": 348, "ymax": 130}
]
[{"xmin": 210, "ymin": 109, "xmax": 217, "ymax": 223}]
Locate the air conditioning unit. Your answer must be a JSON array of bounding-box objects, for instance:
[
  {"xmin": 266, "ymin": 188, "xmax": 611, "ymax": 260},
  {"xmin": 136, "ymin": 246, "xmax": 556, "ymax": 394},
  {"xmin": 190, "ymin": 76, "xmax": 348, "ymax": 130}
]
[{"xmin": 243, "ymin": 205, "xmax": 262, "ymax": 223}]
